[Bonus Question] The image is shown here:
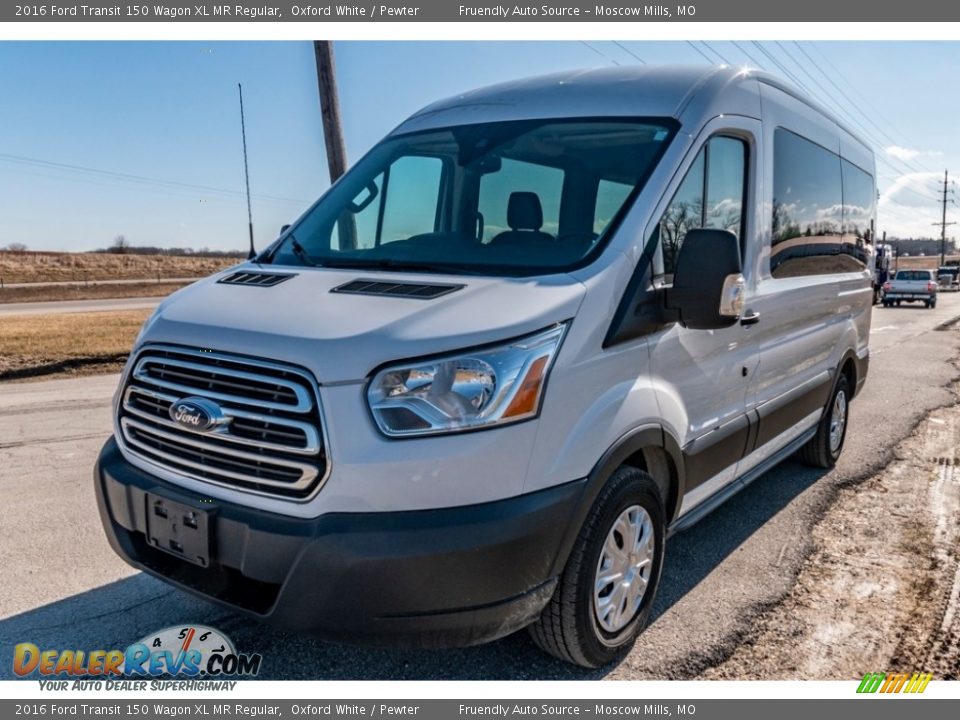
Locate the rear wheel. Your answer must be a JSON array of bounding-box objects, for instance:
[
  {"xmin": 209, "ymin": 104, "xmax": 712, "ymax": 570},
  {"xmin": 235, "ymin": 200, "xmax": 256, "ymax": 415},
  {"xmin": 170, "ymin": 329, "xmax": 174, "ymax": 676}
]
[
  {"xmin": 799, "ymin": 374, "xmax": 850, "ymax": 469},
  {"xmin": 528, "ymin": 466, "xmax": 665, "ymax": 668}
]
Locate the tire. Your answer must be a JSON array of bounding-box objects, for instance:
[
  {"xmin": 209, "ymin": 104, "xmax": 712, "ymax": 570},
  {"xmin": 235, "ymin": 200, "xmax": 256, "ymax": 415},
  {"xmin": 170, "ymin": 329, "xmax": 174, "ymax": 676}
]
[
  {"xmin": 528, "ymin": 466, "xmax": 665, "ymax": 668},
  {"xmin": 896, "ymin": 300, "xmax": 901, "ymax": 307},
  {"xmin": 799, "ymin": 374, "xmax": 851, "ymax": 469},
  {"xmin": 882, "ymin": 301, "xmax": 890, "ymax": 308}
]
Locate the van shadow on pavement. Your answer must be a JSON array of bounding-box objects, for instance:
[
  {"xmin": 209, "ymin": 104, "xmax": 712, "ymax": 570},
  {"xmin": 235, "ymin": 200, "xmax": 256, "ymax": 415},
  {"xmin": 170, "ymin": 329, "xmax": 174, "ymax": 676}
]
[{"xmin": 1, "ymin": 460, "xmax": 825, "ymax": 681}]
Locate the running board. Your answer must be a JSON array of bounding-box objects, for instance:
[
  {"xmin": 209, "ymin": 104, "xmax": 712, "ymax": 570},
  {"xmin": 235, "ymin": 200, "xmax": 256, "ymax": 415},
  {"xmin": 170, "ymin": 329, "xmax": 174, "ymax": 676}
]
[{"xmin": 667, "ymin": 426, "xmax": 818, "ymax": 537}]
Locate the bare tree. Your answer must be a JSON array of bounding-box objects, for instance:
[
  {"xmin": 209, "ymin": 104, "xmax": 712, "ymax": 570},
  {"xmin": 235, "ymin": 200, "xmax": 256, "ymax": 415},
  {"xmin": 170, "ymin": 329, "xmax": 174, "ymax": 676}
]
[
  {"xmin": 111, "ymin": 235, "xmax": 130, "ymax": 254},
  {"xmin": 660, "ymin": 199, "xmax": 703, "ymax": 274},
  {"xmin": 2, "ymin": 242, "xmax": 27, "ymax": 253}
]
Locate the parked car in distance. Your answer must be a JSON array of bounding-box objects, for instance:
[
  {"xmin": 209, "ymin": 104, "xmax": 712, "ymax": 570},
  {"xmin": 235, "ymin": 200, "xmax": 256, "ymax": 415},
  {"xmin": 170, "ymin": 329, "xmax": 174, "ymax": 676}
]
[
  {"xmin": 93, "ymin": 65, "xmax": 874, "ymax": 668},
  {"xmin": 937, "ymin": 265, "xmax": 959, "ymax": 291},
  {"xmin": 882, "ymin": 269, "xmax": 937, "ymax": 307}
]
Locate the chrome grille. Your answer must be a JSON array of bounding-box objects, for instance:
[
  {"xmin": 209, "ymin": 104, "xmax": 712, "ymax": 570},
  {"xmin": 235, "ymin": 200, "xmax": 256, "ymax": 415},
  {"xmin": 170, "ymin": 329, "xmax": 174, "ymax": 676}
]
[{"xmin": 118, "ymin": 346, "xmax": 327, "ymax": 499}]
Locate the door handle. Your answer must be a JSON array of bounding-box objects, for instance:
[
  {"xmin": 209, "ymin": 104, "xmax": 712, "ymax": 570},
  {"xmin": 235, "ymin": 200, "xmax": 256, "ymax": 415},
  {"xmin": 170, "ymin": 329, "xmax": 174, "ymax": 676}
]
[{"xmin": 740, "ymin": 310, "xmax": 760, "ymax": 326}]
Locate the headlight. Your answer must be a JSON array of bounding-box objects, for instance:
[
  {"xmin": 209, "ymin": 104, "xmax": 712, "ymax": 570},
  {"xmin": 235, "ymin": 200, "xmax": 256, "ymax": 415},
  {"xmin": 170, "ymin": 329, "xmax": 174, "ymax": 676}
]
[{"xmin": 367, "ymin": 323, "xmax": 568, "ymax": 437}]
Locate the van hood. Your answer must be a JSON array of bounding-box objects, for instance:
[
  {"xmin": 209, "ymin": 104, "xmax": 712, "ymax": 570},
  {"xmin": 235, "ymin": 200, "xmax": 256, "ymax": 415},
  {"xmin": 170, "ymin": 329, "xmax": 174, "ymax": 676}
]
[{"xmin": 139, "ymin": 265, "xmax": 586, "ymax": 384}]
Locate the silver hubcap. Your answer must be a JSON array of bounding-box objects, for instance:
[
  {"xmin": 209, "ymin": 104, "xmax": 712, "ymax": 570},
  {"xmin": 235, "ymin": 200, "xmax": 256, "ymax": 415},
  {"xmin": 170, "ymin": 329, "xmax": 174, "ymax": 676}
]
[
  {"xmin": 829, "ymin": 389, "xmax": 847, "ymax": 453},
  {"xmin": 594, "ymin": 505, "xmax": 655, "ymax": 634}
]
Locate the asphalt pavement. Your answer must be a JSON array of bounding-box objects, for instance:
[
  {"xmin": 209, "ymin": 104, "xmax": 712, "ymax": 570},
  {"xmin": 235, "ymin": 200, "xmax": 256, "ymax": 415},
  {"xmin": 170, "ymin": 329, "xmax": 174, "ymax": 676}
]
[
  {"xmin": 0, "ymin": 296, "xmax": 165, "ymax": 317},
  {"xmin": 1, "ymin": 277, "xmax": 195, "ymax": 289},
  {"xmin": 2, "ymin": 297, "xmax": 959, "ymax": 680}
]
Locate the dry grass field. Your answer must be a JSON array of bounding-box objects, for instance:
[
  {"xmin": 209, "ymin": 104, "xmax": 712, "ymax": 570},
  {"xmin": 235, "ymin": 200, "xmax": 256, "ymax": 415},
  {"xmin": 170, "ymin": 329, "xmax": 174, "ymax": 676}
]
[
  {"xmin": 0, "ymin": 251, "xmax": 240, "ymax": 285},
  {"xmin": 0, "ymin": 309, "xmax": 150, "ymax": 381}
]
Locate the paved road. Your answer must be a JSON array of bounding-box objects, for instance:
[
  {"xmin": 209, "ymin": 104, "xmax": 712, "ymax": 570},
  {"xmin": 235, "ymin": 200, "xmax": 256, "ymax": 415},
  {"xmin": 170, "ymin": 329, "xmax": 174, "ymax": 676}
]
[
  {"xmin": 0, "ymin": 296, "xmax": 165, "ymax": 317},
  {"xmin": 2, "ymin": 298, "xmax": 959, "ymax": 680},
  {"xmin": 1, "ymin": 277, "xmax": 196, "ymax": 289}
]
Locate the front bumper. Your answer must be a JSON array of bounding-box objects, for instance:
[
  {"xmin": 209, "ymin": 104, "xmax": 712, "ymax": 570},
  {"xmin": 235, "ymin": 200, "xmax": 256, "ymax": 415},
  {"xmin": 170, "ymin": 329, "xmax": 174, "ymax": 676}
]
[{"xmin": 94, "ymin": 437, "xmax": 586, "ymax": 648}]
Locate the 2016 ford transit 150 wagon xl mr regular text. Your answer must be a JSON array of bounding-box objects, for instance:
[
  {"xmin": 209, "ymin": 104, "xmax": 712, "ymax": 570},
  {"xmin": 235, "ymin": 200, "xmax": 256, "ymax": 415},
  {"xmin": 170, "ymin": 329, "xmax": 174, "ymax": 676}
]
[{"xmin": 94, "ymin": 66, "xmax": 874, "ymax": 668}]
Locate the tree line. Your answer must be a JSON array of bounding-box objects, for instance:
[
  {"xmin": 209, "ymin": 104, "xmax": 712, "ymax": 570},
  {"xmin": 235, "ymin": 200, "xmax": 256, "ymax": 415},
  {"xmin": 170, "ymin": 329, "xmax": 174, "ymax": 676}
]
[{"xmin": 0, "ymin": 236, "xmax": 245, "ymax": 258}]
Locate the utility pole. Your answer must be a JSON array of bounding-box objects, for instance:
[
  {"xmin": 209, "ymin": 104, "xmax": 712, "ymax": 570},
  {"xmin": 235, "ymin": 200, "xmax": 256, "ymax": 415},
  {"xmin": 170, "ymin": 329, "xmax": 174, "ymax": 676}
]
[
  {"xmin": 935, "ymin": 170, "xmax": 956, "ymax": 267},
  {"xmin": 313, "ymin": 41, "xmax": 348, "ymax": 183}
]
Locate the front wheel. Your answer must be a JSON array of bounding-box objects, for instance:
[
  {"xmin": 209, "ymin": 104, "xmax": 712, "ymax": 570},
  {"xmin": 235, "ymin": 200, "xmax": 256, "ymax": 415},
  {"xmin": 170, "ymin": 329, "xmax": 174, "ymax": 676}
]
[
  {"xmin": 799, "ymin": 374, "xmax": 850, "ymax": 469},
  {"xmin": 528, "ymin": 466, "xmax": 665, "ymax": 668}
]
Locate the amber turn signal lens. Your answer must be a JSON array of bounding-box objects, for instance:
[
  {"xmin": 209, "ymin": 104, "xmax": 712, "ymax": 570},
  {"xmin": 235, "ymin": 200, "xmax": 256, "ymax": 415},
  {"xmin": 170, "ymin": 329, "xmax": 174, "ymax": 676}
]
[{"xmin": 503, "ymin": 355, "xmax": 549, "ymax": 419}]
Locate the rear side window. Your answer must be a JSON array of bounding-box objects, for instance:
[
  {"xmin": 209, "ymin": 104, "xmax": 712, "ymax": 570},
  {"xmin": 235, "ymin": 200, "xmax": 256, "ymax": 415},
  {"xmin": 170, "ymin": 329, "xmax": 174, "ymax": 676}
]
[
  {"xmin": 771, "ymin": 129, "xmax": 872, "ymax": 278},
  {"xmin": 653, "ymin": 135, "xmax": 747, "ymax": 279},
  {"xmin": 842, "ymin": 159, "xmax": 875, "ymax": 246}
]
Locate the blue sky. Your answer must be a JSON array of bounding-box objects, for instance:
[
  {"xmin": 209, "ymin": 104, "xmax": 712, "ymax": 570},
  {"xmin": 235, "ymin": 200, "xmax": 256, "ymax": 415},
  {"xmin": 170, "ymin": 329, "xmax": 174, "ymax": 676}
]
[{"xmin": 0, "ymin": 40, "xmax": 956, "ymax": 252}]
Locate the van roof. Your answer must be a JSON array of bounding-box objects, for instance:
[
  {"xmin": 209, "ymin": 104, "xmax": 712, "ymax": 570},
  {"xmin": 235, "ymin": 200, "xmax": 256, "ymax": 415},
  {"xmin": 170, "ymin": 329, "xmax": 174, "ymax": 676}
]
[{"xmin": 392, "ymin": 65, "xmax": 871, "ymax": 154}]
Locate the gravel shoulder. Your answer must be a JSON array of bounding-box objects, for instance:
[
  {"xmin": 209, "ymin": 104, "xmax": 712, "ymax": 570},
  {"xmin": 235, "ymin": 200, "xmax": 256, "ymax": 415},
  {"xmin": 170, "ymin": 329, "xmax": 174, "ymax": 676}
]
[{"xmin": 704, "ymin": 358, "xmax": 960, "ymax": 680}]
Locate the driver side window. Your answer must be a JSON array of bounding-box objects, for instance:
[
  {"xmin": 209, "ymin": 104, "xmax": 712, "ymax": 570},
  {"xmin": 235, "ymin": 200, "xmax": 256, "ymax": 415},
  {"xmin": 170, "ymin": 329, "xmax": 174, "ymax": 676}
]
[{"xmin": 653, "ymin": 135, "xmax": 747, "ymax": 281}]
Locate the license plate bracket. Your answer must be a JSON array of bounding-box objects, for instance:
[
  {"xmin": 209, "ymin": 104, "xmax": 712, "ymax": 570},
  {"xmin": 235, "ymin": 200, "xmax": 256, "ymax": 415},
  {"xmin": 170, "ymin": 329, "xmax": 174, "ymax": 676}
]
[{"xmin": 146, "ymin": 492, "xmax": 212, "ymax": 567}]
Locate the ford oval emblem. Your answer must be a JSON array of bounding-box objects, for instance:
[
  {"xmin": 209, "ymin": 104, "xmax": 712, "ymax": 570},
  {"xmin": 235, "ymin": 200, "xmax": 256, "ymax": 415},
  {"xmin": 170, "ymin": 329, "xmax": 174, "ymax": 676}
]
[{"xmin": 169, "ymin": 397, "xmax": 228, "ymax": 433}]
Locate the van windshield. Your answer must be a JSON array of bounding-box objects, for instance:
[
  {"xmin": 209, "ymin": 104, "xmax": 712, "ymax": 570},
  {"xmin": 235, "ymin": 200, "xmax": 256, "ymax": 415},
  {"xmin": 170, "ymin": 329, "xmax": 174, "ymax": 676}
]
[{"xmin": 268, "ymin": 118, "xmax": 675, "ymax": 276}]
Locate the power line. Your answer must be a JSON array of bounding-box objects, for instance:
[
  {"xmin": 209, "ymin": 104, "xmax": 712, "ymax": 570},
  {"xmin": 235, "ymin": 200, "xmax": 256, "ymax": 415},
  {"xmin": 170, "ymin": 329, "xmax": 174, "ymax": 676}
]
[
  {"xmin": 752, "ymin": 42, "xmax": 925, "ymax": 182},
  {"xmin": 793, "ymin": 44, "xmax": 899, "ymax": 151},
  {"xmin": 685, "ymin": 40, "xmax": 714, "ymax": 64},
  {"xmin": 773, "ymin": 43, "xmax": 895, "ymax": 162},
  {"xmin": 0, "ymin": 162, "xmax": 260, "ymax": 205},
  {"xmin": 701, "ymin": 41, "xmax": 733, "ymax": 65},
  {"xmin": 731, "ymin": 40, "xmax": 767, "ymax": 70},
  {"xmin": 809, "ymin": 43, "xmax": 927, "ymax": 169},
  {"xmin": 0, "ymin": 152, "xmax": 310, "ymax": 205},
  {"xmin": 876, "ymin": 169, "xmax": 942, "ymax": 203},
  {"xmin": 764, "ymin": 42, "xmax": 926, "ymax": 182},
  {"xmin": 611, "ymin": 41, "xmax": 647, "ymax": 65},
  {"xmin": 581, "ymin": 41, "xmax": 621, "ymax": 66},
  {"xmin": 751, "ymin": 41, "xmax": 814, "ymax": 95},
  {"xmin": 789, "ymin": 42, "xmax": 929, "ymax": 176}
]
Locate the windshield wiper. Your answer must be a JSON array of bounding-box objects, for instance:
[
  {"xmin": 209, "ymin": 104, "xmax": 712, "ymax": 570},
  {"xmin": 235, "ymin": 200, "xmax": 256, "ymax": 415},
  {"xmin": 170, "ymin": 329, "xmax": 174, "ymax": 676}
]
[{"xmin": 290, "ymin": 237, "xmax": 323, "ymax": 268}]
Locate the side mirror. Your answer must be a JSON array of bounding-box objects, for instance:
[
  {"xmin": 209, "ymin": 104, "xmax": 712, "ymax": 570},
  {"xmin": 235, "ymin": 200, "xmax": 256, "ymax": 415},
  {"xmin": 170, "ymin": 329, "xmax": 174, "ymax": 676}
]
[{"xmin": 665, "ymin": 228, "xmax": 745, "ymax": 330}]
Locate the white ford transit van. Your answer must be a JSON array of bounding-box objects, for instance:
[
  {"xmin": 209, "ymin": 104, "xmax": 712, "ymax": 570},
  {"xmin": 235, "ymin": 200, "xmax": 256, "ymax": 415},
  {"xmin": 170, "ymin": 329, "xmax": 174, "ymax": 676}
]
[{"xmin": 95, "ymin": 66, "xmax": 874, "ymax": 668}]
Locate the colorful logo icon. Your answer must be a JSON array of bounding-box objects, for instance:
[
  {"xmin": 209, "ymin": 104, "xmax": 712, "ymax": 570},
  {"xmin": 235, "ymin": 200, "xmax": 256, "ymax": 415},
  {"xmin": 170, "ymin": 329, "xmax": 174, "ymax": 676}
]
[{"xmin": 857, "ymin": 672, "xmax": 933, "ymax": 694}]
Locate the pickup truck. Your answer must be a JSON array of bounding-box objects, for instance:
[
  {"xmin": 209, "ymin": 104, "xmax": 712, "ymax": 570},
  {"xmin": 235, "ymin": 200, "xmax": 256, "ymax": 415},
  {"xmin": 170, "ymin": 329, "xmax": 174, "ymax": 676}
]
[{"xmin": 882, "ymin": 269, "xmax": 937, "ymax": 308}]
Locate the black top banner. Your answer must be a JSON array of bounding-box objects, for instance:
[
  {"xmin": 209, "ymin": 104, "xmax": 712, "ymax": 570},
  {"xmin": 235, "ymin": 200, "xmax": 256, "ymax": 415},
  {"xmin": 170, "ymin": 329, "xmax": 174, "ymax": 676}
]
[{"xmin": 1, "ymin": 1, "xmax": 948, "ymax": 22}]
